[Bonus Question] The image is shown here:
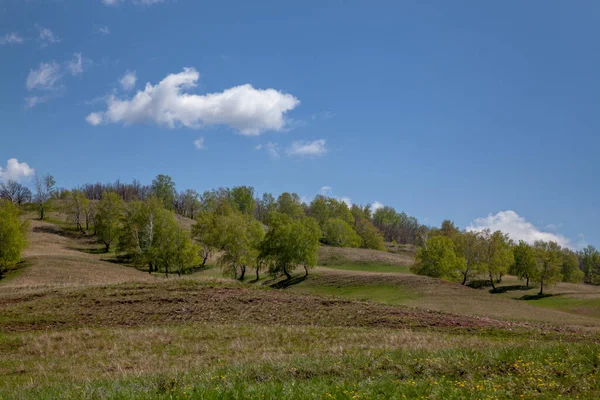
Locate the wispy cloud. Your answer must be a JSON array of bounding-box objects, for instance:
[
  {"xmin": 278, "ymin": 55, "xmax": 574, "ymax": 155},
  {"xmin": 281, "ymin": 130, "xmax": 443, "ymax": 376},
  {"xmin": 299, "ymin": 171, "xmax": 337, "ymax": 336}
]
[
  {"xmin": 286, "ymin": 139, "xmax": 327, "ymax": 157},
  {"xmin": 119, "ymin": 71, "xmax": 137, "ymax": 91},
  {"xmin": 68, "ymin": 53, "xmax": 84, "ymax": 75},
  {"xmin": 26, "ymin": 61, "xmax": 62, "ymax": 91},
  {"xmin": 97, "ymin": 26, "xmax": 110, "ymax": 35},
  {"xmin": 193, "ymin": 137, "xmax": 206, "ymax": 149},
  {"xmin": 0, "ymin": 33, "xmax": 24, "ymax": 45},
  {"xmin": 36, "ymin": 25, "xmax": 60, "ymax": 46}
]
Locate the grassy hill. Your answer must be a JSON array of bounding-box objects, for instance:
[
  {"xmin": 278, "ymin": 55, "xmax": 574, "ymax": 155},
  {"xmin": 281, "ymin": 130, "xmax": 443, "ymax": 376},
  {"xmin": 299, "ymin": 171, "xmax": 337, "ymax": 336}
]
[{"xmin": 1, "ymin": 216, "xmax": 599, "ymax": 398}]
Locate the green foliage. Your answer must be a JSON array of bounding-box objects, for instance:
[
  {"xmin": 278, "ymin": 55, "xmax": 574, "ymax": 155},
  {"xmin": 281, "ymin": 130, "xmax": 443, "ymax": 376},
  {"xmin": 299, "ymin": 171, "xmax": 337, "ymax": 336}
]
[
  {"xmin": 453, "ymin": 230, "xmax": 484, "ymax": 285},
  {"xmin": 372, "ymin": 205, "xmax": 423, "ymax": 245},
  {"xmin": 217, "ymin": 212, "xmax": 265, "ymax": 279},
  {"xmin": 276, "ymin": 192, "xmax": 305, "ymax": 219},
  {"xmin": 480, "ymin": 230, "xmax": 514, "ymax": 291},
  {"xmin": 230, "ymin": 186, "xmax": 256, "ymax": 216},
  {"xmin": 561, "ymin": 249, "xmax": 584, "ymax": 283},
  {"xmin": 0, "ymin": 200, "xmax": 28, "ymax": 275},
  {"xmin": 580, "ymin": 245, "xmax": 600, "ymax": 284},
  {"xmin": 322, "ymin": 218, "xmax": 361, "ymax": 248},
  {"xmin": 512, "ymin": 241, "xmax": 536, "ymax": 286},
  {"xmin": 64, "ymin": 189, "xmax": 89, "ymax": 233},
  {"xmin": 151, "ymin": 174, "xmax": 176, "ymax": 210},
  {"xmin": 532, "ymin": 241, "xmax": 563, "ymax": 295},
  {"xmin": 260, "ymin": 212, "xmax": 321, "ymax": 278},
  {"xmin": 95, "ymin": 192, "xmax": 124, "ymax": 252},
  {"xmin": 354, "ymin": 218, "xmax": 385, "ymax": 250},
  {"xmin": 411, "ymin": 236, "xmax": 462, "ymax": 280}
]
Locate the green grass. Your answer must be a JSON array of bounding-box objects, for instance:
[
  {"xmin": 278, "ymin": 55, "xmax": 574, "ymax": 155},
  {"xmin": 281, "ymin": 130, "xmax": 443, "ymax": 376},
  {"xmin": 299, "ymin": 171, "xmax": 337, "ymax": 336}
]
[
  {"xmin": 320, "ymin": 263, "xmax": 411, "ymax": 274},
  {"xmin": 525, "ymin": 296, "xmax": 600, "ymax": 319}
]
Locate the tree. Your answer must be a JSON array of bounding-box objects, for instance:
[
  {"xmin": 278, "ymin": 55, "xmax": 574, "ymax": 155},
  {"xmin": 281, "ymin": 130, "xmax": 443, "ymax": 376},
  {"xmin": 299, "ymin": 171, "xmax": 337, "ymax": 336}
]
[
  {"xmin": 230, "ymin": 186, "xmax": 256, "ymax": 216},
  {"xmin": 454, "ymin": 231, "xmax": 484, "ymax": 285},
  {"xmin": 95, "ymin": 192, "xmax": 124, "ymax": 252},
  {"xmin": 260, "ymin": 212, "xmax": 320, "ymax": 279},
  {"xmin": 532, "ymin": 241, "xmax": 563, "ymax": 295},
  {"xmin": 34, "ymin": 173, "xmax": 56, "ymax": 220},
  {"xmin": 561, "ymin": 249, "xmax": 584, "ymax": 283},
  {"xmin": 322, "ymin": 218, "xmax": 361, "ymax": 248},
  {"xmin": 151, "ymin": 208, "xmax": 199, "ymax": 277},
  {"xmin": 217, "ymin": 212, "xmax": 264, "ymax": 280},
  {"xmin": 276, "ymin": 192, "xmax": 305, "ymax": 219},
  {"xmin": 0, "ymin": 200, "xmax": 28, "ymax": 277},
  {"xmin": 354, "ymin": 218, "xmax": 385, "ymax": 251},
  {"xmin": 65, "ymin": 189, "xmax": 89, "ymax": 234},
  {"xmin": 411, "ymin": 236, "xmax": 462, "ymax": 280},
  {"xmin": 151, "ymin": 174, "xmax": 176, "ymax": 210},
  {"xmin": 580, "ymin": 246, "xmax": 600, "ymax": 284},
  {"xmin": 175, "ymin": 189, "xmax": 200, "ymax": 219},
  {"xmin": 511, "ymin": 241, "xmax": 536, "ymax": 287},
  {"xmin": 256, "ymin": 192, "xmax": 276, "ymax": 222},
  {"xmin": 480, "ymin": 230, "xmax": 514, "ymax": 292},
  {"xmin": 0, "ymin": 180, "xmax": 32, "ymax": 205}
]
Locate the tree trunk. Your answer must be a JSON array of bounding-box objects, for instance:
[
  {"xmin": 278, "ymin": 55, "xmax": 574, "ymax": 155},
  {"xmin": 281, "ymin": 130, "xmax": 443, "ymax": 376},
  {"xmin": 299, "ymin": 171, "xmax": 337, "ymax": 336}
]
[
  {"xmin": 489, "ymin": 271, "xmax": 496, "ymax": 292},
  {"xmin": 283, "ymin": 265, "xmax": 291, "ymax": 280},
  {"xmin": 105, "ymin": 242, "xmax": 110, "ymax": 253},
  {"xmin": 539, "ymin": 279, "xmax": 544, "ymax": 296},
  {"xmin": 461, "ymin": 272, "xmax": 467, "ymax": 286},
  {"xmin": 148, "ymin": 262, "xmax": 153, "ymax": 274},
  {"xmin": 239, "ymin": 265, "xmax": 246, "ymax": 281},
  {"xmin": 304, "ymin": 264, "xmax": 309, "ymax": 276},
  {"xmin": 526, "ymin": 276, "xmax": 529, "ymax": 287},
  {"xmin": 256, "ymin": 266, "xmax": 260, "ymax": 281}
]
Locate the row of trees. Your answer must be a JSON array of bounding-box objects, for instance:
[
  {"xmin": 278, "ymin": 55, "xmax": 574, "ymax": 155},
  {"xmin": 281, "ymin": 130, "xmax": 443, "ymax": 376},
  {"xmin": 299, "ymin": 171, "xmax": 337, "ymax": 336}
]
[{"xmin": 412, "ymin": 224, "xmax": 586, "ymax": 294}]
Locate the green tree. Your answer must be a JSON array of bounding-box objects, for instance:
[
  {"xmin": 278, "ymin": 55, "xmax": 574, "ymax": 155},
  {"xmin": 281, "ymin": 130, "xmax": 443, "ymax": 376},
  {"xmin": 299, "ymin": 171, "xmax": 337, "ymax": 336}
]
[
  {"xmin": 532, "ymin": 241, "xmax": 563, "ymax": 295},
  {"xmin": 276, "ymin": 192, "xmax": 305, "ymax": 219},
  {"xmin": 411, "ymin": 236, "xmax": 462, "ymax": 280},
  {"xmin": 95, "ymin": 192, "xmax": 124, "ymax": 252},
  {"xmin": 218, "ymin": 212, "xmax": 264, "ymax": 280},
  {"xmin": 151, "ymin": 174, "xmax": 176, "ymax": 210},
  {"xmin": 354, "ymin": 218, "xmax": 385, "ymax": 251},
  {"xmin": 260, "ymin": 212, "xmax": 320, "ymax": 279},
  {"xmin": 454, "ymin": 231, "xmax": 484, "ymax": 285},
  {"xmin": 580, "ymin": 246, "xmax": 600, "ymax": 284},
  {"xmin": 512, "ymin": 241, "xmax": 536, "ymax": 287},
  {"xmin": 322, "ymin": 217, "xmax": 361, "ymax": 248},
  {"xmin": 65, "ymin": 189, "xmax": 89, "ymax": 234},
  {"xmin": 480, "ymin": 230, "xmax": 514, "ymax": 292},
  {"xmin": 230, "ymin": 186, "xmax": 256, "ymax": 216},
  {"xmin": 0, "ymin": 200, "xmax": 28, "ymax": 277},
  {"xmin": 561, "ymin": 249, "xmax": 584, "ymax": 283},
  {"xmin": 151, "ymin": 208, "xmax": 199, "ymax": 277},
  {"xmin": 34, "ymin": 173, "xmax": 56, "ymax": 220}
]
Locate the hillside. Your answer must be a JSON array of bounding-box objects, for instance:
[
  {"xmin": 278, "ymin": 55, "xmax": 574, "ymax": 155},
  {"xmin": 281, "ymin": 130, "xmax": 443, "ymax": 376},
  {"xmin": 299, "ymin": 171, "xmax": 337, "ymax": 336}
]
[{"xmin": 1, "ymin": 217, "xmax": 600, "ymax": 398}]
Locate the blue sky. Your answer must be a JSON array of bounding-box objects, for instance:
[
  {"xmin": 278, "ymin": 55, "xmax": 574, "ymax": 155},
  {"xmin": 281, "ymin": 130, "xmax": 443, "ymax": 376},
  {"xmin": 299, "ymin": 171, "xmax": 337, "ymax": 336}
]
[{"xmin": 1, "ymin": 0, "xmax": 599, "ymax": 248}]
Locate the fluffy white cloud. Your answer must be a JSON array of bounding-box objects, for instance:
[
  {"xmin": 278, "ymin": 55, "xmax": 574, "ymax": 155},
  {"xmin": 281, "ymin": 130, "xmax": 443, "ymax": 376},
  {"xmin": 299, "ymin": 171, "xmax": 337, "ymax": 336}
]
[
  {"xmin": 0, "ymin": 159, "xmax": 35, "ymax": 182},
  {"xmin": 26, "ymin": 61, "xmax": 62, "ymax": 90},
  {"xmin": 193, "ymin": 137, "xmax": 205, "ymax": 149},
  {"xmin": 87, "ymin": 68, "xmax": 300, "ymax": 135},
  {"xmin": 86, "ymin": 112, "xmax": 103, "ymax": 125},
  {"xmin": 119, "ymin": 71, "xmax": 137, "ymax": 91},
  {"xmin": 371, "ymin": 201, "xmax": 384, "ymax": 211},
  {"xmin": 286, "ymin": 139, "xmax": 327, "ymax": 157},
  {"xmin": 68, "ymin": 53, "xmax": 84, "ymax": 75},
  {"xmin": 0, "ymin": 33, "xmax": 23, "ymax": 45},
  {"xmin": 37, "ymin": 25, "xmax": 60, "ymax": 45},
  {"xmin": 467, "ymin": 210, "xmax": 572, "ymax": 248}
]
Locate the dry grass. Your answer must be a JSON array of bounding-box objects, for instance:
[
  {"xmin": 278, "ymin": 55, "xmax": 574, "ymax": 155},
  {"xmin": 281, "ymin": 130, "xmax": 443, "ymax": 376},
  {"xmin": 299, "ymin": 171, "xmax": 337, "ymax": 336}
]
[
  {"xmin": 2, "ymin": 218, "xmax": 153, "ymax": 290},
  {"xmin": 318, "ymin": 245, "xmax": 414, "ymax": 266}
]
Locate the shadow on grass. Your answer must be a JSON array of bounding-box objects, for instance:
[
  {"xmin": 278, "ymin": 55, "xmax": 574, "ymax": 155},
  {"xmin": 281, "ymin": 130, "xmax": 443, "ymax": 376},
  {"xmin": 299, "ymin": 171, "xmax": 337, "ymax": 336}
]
[
  {"xmin": 0, "ymin": 259, "xmax": 33, "ymax": 281},
  {"xmin": 490, "ymin": 285, "xmax": 532, "ymax": 294},
  {"xmin": 519, "ymin": 293, "xmax": 555, "ymax": 301},
  {"xmin": 68, "ymin": 246, "xmax": 107, "ymax": 255},
  {"xmin": 32, "ymin": 224, "xmax": 90, "ymax": 240},
  {"xmin": 269, "ymin": 275, "xmax": 308, "ymax": 289}
]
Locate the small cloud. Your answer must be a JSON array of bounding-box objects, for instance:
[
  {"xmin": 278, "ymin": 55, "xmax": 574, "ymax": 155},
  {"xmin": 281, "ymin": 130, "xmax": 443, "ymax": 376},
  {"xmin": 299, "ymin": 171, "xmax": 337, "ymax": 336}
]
[
  {"xmin": 311, "ymin": 110, "xmax": 333, "ymax": 120},
  {"xmin": 371, "ymin": 201, "xmax": 384, "ymax": 211},
  {"xmin": 36, "ymin": 25, "xmax": 60, "ymax": 46},
  {"xmin": 26, "ymin": 61, "xmax": 62, "ymax": 91},
  {"xmin": 0, "ymin": 158, "xmax": 35, "ymax": 182},
  {"xmin": 265, "ymin": 142, "xmax": 280, "ymax": 159},
  {"xmin": 68, "ymin": 53, "xmax": 84, "ymax": 75},
  {"xmin": 254, "ymin": 144, "xmax": 263, "ymax": 150},
  {"xmin": 319, "ymin": 186, "xmax": 332, "ymax": 195},
  {"xmin": 340, "ymin": 196, "xmax": 352, "ymax": 207},
  {"xmin": 0, "ymin": 33, "xmax": 24, "ymax": 45},
  {"xmin": 25, "ymin": 96, "xmax": 50, "ymax": 109},
  {"xmin": 467, "ymin": 210, "xmax": 572, "ymax": 248},
  {"xmin": 193, "ymin": 137, "xmax": 206, "ymax": 149},
  {"xmin": 119, "ymin": 71, "xmax": 137, "ymax": 91},
  {"xmin": 97, "ymin": 26, "xmax": 110, "ymax": 35},
  {"xmin": 286, "ymin": 139, "xmax": 327, "ymax": 157},
  {"xmin": 86, "ymin": 112, "xmax": 103, "ymax": 126}
]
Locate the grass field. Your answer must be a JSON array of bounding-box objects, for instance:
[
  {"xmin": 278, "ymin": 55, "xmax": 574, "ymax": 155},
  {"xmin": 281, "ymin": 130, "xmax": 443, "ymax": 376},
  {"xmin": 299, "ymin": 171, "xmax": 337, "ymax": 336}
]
[{"xmin": 1, "ymin": 215, "xmax": 600, "ymax": 399}]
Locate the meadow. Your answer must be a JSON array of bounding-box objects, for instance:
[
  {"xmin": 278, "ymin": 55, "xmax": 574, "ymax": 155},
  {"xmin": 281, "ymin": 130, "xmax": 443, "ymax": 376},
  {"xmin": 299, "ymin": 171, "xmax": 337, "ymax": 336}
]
[{"xmin": 1, "ymin": 214, "xmax": 599, "ymax": 399}]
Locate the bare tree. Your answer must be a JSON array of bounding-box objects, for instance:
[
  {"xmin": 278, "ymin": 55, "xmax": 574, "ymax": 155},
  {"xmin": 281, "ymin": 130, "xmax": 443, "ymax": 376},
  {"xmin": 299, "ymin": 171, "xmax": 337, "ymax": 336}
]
[
  {"xmin": 0, "ymin": 180, "xmax": 32, "ymax": 204},
  {"xmin": 34, "ymin": 173, "xmax": 56, "ymax": 220}
]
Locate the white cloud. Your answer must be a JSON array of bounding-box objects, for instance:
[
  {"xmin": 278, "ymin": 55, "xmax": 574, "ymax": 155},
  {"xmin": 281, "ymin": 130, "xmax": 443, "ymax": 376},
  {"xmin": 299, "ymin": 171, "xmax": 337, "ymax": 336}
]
[
  {"xmin": 0, "ymin": 159, "xmax": 35, "ymax": 182},
  {"xmin": 0, "ymin": 33, "xmax": 24, "ymax": 45},
  {"xmin": 286, "ymin": 139, "xmax": 327, "ymax": 157},
  {"xmin": 26, "ymin": 61, "xmax": 62, "ymax": 90},
  {"xmin": 193, "ymin": 137, "xmax": 205, "ymax": 149},
  {"xmin": 119, "ymin": 71, "xmax": 137, "ymax": 91},
  {"xmin": 265, "ymin": 142, "xmax": 280, "ymax": 159},
  {"xmin": 97, "ymin": 26, "xmax": 110, "ymax": 35},
  {"xmin": 87, "ymin": 68, "xmax": 300, "ymax": 135},
  {"xmin": 371, "ymin": 201, "xmax": 384, "ymax": 212},
  {"xmin": 467, "ymin": 210, "xmax": 572, "ymax": 248},
  {"xmin": 319, "ymin": 186, "xmax": 332, "ymax": 195},
  {"xmin": 68, "ymin": 53, "xmax": 84, "ymax": 75},
  {"xmin": 37, "ymin": 25, "xmax": 60, "ymax": 45},
  {"xmin": 340, "ymin": 196, "xmax": 352, "ymax": 207},
  {"xmin": 86, "ymin": 112, "xmax": 103, "ymax": 126},
  {"xmin": 25, "ymin": 96, "xmax": 50, "ymax": 109}
]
